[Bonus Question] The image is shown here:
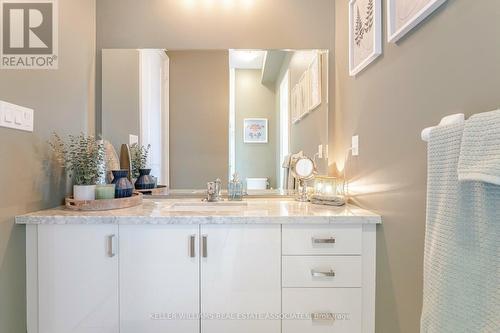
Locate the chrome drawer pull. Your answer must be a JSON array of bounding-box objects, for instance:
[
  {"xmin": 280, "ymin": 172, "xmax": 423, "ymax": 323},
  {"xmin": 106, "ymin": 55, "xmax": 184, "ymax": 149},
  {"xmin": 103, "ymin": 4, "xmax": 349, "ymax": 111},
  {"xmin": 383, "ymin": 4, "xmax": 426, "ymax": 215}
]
[
  {"xmin": 202, "ymin": 235, "xmax": 208, "ymax": 258},
  {"xmin": 312, "ymin": 237, "xmax": 336, "ymax": 244},
  {"xmin": 311, "ymin": 312, "xmax": 336, "ymax": 322},
  {"xmin": 311, "ymin": 269, "xmax": 335, "ymax": 277},
  {"xmin": 107, "ymin": 234, "xmax": 116, "ymax": 258},
  {"xmin": 189, "ymin": 235, "xmax": 196, "ymax": 258}
]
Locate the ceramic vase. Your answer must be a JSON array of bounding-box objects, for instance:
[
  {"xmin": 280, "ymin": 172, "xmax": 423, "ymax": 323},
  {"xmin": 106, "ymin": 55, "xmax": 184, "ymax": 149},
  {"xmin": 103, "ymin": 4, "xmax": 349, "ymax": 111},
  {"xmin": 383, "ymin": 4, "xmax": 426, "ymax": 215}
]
[
  {"xmin": 111, "ymin": 170, "xmax": 134, "ymax": 198},
  {"xmin": 135, "ymin": 169, "xmax": 156, "ymax": 190},
  {"xmin": 73, "ymin": 185, "xmax": 96, "ymax": 201}
]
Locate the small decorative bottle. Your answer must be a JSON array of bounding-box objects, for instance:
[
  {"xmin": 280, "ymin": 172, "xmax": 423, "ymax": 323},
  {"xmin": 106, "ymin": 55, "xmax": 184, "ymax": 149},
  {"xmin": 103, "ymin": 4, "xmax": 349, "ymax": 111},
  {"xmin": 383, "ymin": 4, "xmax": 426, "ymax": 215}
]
[{"xmin": 228, "ymin": 173, "xmax": 243, "ymax": 201}]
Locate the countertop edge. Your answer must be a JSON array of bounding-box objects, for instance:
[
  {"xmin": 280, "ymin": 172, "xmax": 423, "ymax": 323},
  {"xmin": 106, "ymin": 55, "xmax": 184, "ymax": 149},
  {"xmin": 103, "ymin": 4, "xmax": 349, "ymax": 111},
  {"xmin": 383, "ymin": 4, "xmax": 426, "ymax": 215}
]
[{"xmin": 15, "ymin": 215, "xmax": 382, "ymax": 225}]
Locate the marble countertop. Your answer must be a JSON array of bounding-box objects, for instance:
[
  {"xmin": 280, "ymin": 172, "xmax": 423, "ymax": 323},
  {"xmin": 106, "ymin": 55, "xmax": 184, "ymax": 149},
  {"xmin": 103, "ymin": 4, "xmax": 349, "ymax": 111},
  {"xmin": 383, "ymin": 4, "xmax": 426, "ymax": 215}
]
[{"xmin": 15, "ymin": 198, "xmax": 381, "ymax": 225}]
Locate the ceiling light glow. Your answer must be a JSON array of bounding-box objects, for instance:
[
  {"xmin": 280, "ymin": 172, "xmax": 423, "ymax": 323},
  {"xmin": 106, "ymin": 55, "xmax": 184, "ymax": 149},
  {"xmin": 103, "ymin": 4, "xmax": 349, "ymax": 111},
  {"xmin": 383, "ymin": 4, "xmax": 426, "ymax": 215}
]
[
  {"xmin": 238, "ymin": 51, "xmax": 260, "ymax": 62},
  {"xmin": 241, "ymin": 0, "xmax": 254, "ymax": 8},
  {"xmin": 203, "ymin": 0, "xmax": 215, "ymax": 8},
  {"xmin": 183, "ymin": 0, "xmax": 255, "ymax": 9},
  {"xmin": 183, "ymin": 0, "xmax": 195, "ymax": 9},
  {"xmin": 222, "ymin": 0, "xmax": 235, "ymax": 8}
]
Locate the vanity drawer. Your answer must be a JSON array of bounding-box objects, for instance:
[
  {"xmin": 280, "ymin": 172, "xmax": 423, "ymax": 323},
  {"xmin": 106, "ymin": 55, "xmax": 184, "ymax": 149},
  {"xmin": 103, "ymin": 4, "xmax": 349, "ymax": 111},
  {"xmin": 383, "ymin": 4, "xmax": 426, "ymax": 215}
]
[
  {"xmin": 282, "ymin": 256, "xmax": 362, "ymax": 288},
  {"xmin": 282, "ymin": 288, "xmax": 362, "ymax": 333},
  {"xmin": 282, "ymin": 225, "xmax": 362, "ymax": 255}
]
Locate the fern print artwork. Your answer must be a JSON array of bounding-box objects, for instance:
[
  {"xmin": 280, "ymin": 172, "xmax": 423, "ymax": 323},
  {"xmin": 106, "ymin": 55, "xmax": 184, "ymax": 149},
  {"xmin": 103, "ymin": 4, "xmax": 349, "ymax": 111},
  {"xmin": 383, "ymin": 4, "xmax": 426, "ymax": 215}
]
[
  {"xmin": 349, "ymin": 0, "xmax": 381, "ymax": 76},
  {"xmin": 354, "ymin": 0, "xmax": 374, "ymax": 46}
]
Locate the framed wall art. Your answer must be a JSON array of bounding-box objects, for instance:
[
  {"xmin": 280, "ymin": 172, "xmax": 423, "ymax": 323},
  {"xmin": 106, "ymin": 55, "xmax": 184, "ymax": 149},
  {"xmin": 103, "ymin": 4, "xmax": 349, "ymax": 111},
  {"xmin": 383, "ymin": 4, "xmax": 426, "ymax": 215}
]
[
  {"xmin": 291, "ymin": 85, "xmax": 298, "ymax": 124},
  {"xmin": 387, "ymin": 0, "xmax": 447, "ymax": 43},
  {"xmin": 349, "ymin": 0, "xmax": 382, "ymax": 76},
  {"xmin": 308, "ymin": 51, "xmax": 322, "ymax": 111},
  {"xmin": 244, "ymin": 118, "xmax": 268, "ymax": 143}
]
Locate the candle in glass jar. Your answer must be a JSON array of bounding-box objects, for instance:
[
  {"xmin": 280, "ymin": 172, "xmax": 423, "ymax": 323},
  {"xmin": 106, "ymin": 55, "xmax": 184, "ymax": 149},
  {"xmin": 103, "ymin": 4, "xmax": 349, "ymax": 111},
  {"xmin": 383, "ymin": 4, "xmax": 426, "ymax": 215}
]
[{"xmin": 95, "ymin": 184, "xmax": 116, "ymax": 200}]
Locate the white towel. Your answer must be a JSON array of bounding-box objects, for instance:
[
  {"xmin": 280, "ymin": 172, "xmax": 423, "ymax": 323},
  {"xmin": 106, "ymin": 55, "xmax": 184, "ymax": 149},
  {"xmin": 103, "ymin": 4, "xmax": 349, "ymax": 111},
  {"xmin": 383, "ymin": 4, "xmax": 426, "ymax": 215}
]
[
  {"xmin": 282, "ymin": 154, "xmax": 293, "ymax": 190},
  {"xmin": 283, "ymin": 151, "xmax": 304, "ymax": 190},
  {"xmin": 421, "ymin": 122, "xmax": 500, "ymax": 333},
  {"xmin": 310, "ymin": 194, "xmax": 346, "ymax": 206},
  {"xmin": 458, "ymin": 109, "xmax": 500, "ymax": 185}
]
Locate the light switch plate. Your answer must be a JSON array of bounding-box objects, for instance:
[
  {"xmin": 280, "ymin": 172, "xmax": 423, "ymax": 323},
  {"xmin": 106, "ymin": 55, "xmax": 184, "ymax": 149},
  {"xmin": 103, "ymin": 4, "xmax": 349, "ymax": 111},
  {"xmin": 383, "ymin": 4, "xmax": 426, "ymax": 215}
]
[
  {"xmin": 318, "ymin": 144, "xmax": 323, "ymax": 159},
  {"xmin": 129, "ymin": 134, "xmax": 139, "ymax": 145},
  {"xmin": 0, "ymin": 100, "xmax": 34, "ymax": 132},
  {"xmin": 352, "ymin": 135, "xmax": 359, "ymax": 156}
]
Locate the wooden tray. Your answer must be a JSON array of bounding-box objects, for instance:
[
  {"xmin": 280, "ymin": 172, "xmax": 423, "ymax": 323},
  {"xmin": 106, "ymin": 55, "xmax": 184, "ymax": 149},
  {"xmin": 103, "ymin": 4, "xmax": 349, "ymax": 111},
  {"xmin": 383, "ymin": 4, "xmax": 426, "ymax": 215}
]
[
  {"xmin": 135, "ymin": 185, "xmax": 169, "ymax": 195},
  {"xmin": 65, "ymin": 192, "xmax": 143, "ymax": 211}
]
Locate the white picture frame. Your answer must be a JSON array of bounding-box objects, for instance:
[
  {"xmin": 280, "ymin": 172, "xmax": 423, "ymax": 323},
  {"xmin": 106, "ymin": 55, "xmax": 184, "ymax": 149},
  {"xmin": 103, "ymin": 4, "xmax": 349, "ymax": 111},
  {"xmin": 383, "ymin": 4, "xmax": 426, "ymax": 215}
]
[
  {"xmin": 292, "ymin": 71, "xmax": 310, "ymax": 124},
  {"xmin": 349, "ymin": 0, "xmax": 382, "ymax": 76},
  {"xmin": 387, "ymin": 0, "xmax": 447, "ymax": 43},
  {"xmin": 243, "ymin": 118, "xmax": 268, "ymax": 143},
  {"xmin": 308, "ymin": 51, "xmax": 322, "ymax": 111},
  {"xmin": 300, "ymin": 71, "xmax": 310, "ymax": 118},
  {"xmin": 291, "ymin": 85, "xmax": 298, "ymax": 124}
]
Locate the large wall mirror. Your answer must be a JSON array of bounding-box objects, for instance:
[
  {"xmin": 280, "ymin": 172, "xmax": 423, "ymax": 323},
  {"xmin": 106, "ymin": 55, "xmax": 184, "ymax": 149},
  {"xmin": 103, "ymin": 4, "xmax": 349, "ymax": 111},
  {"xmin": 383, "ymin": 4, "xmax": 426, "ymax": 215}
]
[{"xmin": 101, "ymin": 49, "xmax": 329, "ymax": 193}]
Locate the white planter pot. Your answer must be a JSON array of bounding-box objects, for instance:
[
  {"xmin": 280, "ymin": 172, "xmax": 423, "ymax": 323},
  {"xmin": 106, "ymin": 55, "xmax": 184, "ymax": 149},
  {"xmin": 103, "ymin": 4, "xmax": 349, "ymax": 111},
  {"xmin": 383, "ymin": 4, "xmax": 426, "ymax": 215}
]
[{"xmin": 73, "ymin": 185, "xmax": 96, "ymax": 201}]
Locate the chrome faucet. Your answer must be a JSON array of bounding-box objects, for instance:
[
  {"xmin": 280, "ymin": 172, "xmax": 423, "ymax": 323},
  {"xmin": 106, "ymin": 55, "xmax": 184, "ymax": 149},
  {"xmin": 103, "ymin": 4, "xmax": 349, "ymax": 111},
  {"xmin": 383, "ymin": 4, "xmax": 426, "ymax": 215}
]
[{"xmin": 206, "ymin": 178, "xmax": 222, "ymax": 202}]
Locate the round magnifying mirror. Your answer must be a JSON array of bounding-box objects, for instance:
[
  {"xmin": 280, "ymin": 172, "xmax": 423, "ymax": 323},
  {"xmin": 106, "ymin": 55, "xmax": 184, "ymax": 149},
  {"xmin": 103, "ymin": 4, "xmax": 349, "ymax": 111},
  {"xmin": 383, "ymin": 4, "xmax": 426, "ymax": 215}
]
[
  {"xmin": 294, "ymin": 158, "xmax": 316, "ymax": 179},
  {"xmin": 291, "ymin": 156, "xmax": 317, "ymax": 202}
]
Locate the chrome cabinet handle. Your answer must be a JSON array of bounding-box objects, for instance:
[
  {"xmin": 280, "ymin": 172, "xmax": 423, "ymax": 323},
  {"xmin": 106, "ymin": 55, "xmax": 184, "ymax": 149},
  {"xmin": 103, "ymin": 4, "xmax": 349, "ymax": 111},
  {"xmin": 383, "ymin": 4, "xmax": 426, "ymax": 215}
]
[
  {"xmin": 107, "ymin": 234, "xmax": 116, "ymax": 258},
  {"xmin": 202, "ymin": 235, "xmax": 208, "ymax": 258},
  {"xmin": 312, "ymin": 237, "xmax": 336, "ymax": 244},
  {"xmin": 311, "ymin": 312, "xmax": 336, "ymax": 322},
  {"xmin": 311, "ymin": 269, "xmax": 335, "ymax": 277},
  {"xmin": 189, "ymin": 235, "xmax": 196, "ymax": 258}
]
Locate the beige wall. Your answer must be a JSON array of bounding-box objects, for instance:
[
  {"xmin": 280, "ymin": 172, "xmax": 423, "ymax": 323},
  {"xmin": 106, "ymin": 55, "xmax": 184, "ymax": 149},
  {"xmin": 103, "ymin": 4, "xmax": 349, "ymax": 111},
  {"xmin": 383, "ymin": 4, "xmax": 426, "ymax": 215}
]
[
  {"xmin": 235, "ymin": 69, "xmax": 277, "ymax": 188},
  {"xmin": 168, "ymin": 50, "xmax": 229, "ymax": 189},
  {"xmin": 102, "ymin": 49, "xmax": 140, "ymax": 151},
  {"xmin": 0, "ymin": 1, "xmax": 96, "ymax": 332},
  {"xmin": 334, "ymin": 0, "xmax": 500, "ymax": 332},
  {"xmin": 96, "ymin": 0, "xmax": 334, "ymax": 50}
]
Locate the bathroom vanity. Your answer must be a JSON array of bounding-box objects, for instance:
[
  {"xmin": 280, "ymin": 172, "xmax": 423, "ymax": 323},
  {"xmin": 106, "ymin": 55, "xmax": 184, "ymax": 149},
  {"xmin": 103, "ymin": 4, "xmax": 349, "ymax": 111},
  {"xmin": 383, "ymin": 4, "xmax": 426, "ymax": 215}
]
[{"xmin": 17, "ymin": 199, "xmax": 381, "ymax": 333}]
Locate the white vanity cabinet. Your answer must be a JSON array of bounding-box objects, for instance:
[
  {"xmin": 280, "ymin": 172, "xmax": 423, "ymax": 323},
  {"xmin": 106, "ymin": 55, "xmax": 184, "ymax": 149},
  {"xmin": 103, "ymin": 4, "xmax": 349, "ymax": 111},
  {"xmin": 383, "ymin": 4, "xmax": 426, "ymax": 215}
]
[
  {"xmin": 27, "ymin": 224, "xmax": 281, "ymax": 333},
  {"xmin": 119, "ymin": 225, "xmax": 200, "ymax": 333},
  {"xmin": 20, "ymin": 201, "xmax": 380, "ymax": 333},
  {"xmin": 118, "ymin": 224, "xmax": 281, "ymax": 333},
  {"xmin": 281, "ymin": 224, "xmax": 376, "ymax": 333},
  {"xmin": 27, "ymin": 225, "xmax": 120, "ymax": 333},
  {"xmin": 201, "ymin": 225, "xmax": 281, "ymax": 333}
]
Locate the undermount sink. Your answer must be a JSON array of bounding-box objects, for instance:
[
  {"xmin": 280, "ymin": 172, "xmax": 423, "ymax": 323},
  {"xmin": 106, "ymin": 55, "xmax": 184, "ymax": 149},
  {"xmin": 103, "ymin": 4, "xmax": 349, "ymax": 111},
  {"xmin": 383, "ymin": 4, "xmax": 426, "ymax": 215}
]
[{"xmin": 167, "ymin": 201, "xmax": 248, "ymax": 212}]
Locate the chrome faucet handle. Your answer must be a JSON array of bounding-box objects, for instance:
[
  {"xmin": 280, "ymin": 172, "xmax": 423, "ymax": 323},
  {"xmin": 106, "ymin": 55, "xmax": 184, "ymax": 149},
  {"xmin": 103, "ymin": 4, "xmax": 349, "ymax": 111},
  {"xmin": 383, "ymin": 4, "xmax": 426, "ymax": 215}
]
[
  {"xmin": 207, "ymin": 182, "xmax": 217, "ymax": 195},
  {"xmin": 206, "ymin": 179, "xmax": 223, "ymax": 202}
]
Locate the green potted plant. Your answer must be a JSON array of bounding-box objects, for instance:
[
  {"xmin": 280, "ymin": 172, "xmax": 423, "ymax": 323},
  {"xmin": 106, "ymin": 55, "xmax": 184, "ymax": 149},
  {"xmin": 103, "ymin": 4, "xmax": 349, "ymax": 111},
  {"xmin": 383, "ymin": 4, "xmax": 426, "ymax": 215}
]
[
  {"xmin": 129, "ymin": 143, "xmax": 150, "ymax": 178},
  {"xmin": 49, "ymin": 133, "xmax": 105, "ymax": 200},
  {"xmin": 130, "ymin": 143, "xmax": 155, "ymax": 189}
]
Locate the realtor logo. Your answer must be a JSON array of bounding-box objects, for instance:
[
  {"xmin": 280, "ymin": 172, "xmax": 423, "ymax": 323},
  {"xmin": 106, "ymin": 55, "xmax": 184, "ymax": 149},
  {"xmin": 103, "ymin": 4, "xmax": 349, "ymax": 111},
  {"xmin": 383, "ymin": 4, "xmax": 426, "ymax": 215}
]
[{"xmin": 1, "ymin": 0, "xmax": 58, "ymax": 69}]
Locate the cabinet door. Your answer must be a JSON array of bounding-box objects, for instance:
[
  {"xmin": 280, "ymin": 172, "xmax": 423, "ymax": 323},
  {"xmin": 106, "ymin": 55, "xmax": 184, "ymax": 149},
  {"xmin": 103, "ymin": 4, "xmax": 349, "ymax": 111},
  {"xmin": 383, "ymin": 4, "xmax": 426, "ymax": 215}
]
[
  {"xmin": 119, "ymin": 225, "xmax": 200, "ymax": 333},
  {"xmin": 37, "ymin": 225, "xmax": 119, "ymax": 333},
  {"xmin": 201, "ymin": 225, "xmax": 281, "ymax": 333}
]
